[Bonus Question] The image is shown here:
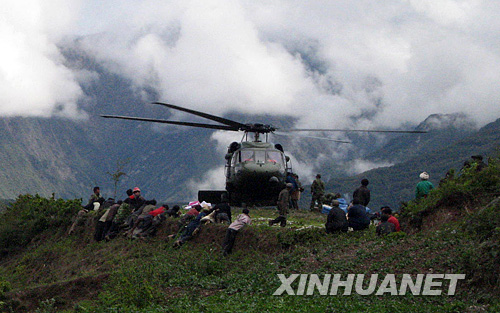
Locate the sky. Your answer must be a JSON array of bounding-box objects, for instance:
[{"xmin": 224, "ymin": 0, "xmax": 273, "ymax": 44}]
[
  {"xmin": 2, "ymin": 0, "xmax": 500, "ymax": 185},
  {"xmin": 2, "ymin": 0, "xmax": 500, "ymax": 127}
]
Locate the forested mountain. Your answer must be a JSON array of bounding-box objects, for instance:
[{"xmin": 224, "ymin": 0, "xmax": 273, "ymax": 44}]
[
  {"xmin": 327, "ymin": 118, "xmax": 500, "ymax": 210},
  {"xmin": 0, "ymin": 45, "xmax": 498, "ymax": 205}
]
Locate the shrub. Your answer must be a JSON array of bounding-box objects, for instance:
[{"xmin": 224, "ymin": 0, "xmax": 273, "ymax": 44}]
[
  {"xmin": 0, "ymin": 194, "xmax": 81, "ymax": 255},
  {"xmin": 400, "ymin": 156, "xmax": 500, "ymax": 228}
]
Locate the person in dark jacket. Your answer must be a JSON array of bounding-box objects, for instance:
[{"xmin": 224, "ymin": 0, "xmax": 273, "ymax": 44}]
[
  {"xmin": 325, "ymin": 200, "xmax": 348, "ymax": 233},
  {"xmin": 173, "ymin": 207, "xmax": 212, "ymax": 248},
  {"xmin": 347, "ymin": 199, "xmax": 370, "ymax": 231},
  {"xmin": 376, "ymin": 214, "xmax": 395, "ymax": 236},
  {"xmin": 290, "ymin": 174, "xmax": 303, "ymax": 210},
  {"xmin": 165, "ymin": 205, "xmax": 181, "ymax": 218},
  {"xmin": 83, "ymin": 186, "xmax": 105, "ymax": 211},
  {"xmin": 129, "ymin": 187, "xmax": 146, "ymax": 211},
  {"xmin": 213, "ymin": 194, "xmax": 232, "ymax": 223},
  {"xmin": 68, "ymin": 186, "xmax": 106, "ymax": 235},
  {"xmin": 353, "ymin": 179, "xmax": 370, "ymax": 207}
]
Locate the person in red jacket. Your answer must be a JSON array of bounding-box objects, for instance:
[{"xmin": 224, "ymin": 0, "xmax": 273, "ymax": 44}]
[{"xmin": 381, "ymin": 206, "xmax": 400, "ymax": 232}]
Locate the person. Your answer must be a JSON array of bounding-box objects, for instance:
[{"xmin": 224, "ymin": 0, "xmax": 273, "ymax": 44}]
[
  {"xmin": 222, "ymin": 208, "xmax": 251, "ymax": 256},
  {"xmin": 129, "ymin": 187, "xmax": 146, "ymax": 211},
  {"xmin": 353, "ymin": 179, "xmax": 370, "ymax": 207},
  {"xmin": 186, "ymin": 204, "xmax": 202, "ymax": 216},
  {"xmin": 178, "ymin": 204, "xmax": 202, "ymax": 230},
  {"xmin": 68, "ymin": 186, "xmax": 106, "ymax": 235},
  {"xmin": 162, "ymin": 204, "xmax": 181, "ymax": 218},
  {"xmin": 286, "ymin": 172, "xmax": 298, "ymax": 209},
  {"xmin": 101, "ymin": 198, "xmax": 116, "ymax": 211},
  {"xmin": 310, "ymin": 174, "xmax": 325, "ymax": 212},
  {"xmin": 380, "ymin": 206, "xmax": 400, "ymax": 232},
  {"xmin": 347, "ymin": 199, "xmax": 370, "ymax": 231},
  {"xmin": 84, "ymin": 186, "xmax": 105, "ymax": 211},
  {"xmin": 325, "ymin": 200, "xmax": 348, "ymax": 233},
  {"xmin": 126, "ymin": 199, "xmax": 157, "ymax": 237},
  {"xmin": 324, "ymin": 193, "xmax": 336, "ymax": 205},
  {"xmin": 173, "ymin": 206, "xmax": 212, "ymax": 248},
  {"xmin": 105, "ymin": 189, "xmax": 134, "ymax": 240},
  {"xmin": 376, "ymin": 214, "xmax": 396, "ymax": 236},
  {"xmin": 94, "ymin": 200, "xmax": 121, "ymax": 241},
  {"xmin": 415, "ymin": 172, "xmax": 434, "ymax": 199},
  {"xmin": 212, "ymin": 194, "xmax": 232, "ymax": 223},
  {"xmin": 291, "ymin": 174, "xmax": 304, "ymax": 210},
  {"xmin": 336, "ymin": 193, "xmax": 349, "ymax": 214},
  {"xmin": 269, "ymin": 183, "xmax": 292, "ymax": 227}
]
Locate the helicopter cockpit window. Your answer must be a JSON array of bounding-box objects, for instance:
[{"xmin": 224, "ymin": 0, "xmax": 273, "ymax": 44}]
[
  {"xmin": 266, "ymin": 151, "xmax": 284, "ymax": 167},
  {"xmin": 254, "ymin": 150, "xmax": 266, "ymax": 164},
  {"xmin": 240, "ymin": 150, "xmax": 254, "ymax": 162}
]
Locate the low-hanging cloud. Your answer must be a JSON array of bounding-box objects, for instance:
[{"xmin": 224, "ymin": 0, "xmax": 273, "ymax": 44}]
[
  {"xmin": 346, "ymin": 159, "xmax": 394, "ymax": 176},
  {"xmin": 1, "ymin": 0, "xmax": 86, "ymax": 118},
  {"xmin": 2, "ymin": 0, "xmax": 500, "ymax": 129}
]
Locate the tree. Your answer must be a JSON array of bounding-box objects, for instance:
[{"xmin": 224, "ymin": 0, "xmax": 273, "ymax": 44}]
[{"xmin": 107, "ymin": 158, "xmax": 130, "ymax": 199}]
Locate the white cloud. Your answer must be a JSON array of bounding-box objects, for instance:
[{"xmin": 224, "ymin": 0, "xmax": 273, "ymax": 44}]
[
  {"xmin": 186, "ymin": 165, "xmax": 226, "ymax": 200},
  {"xmin": 3, "ymin": 0, "xmax": 500, "ymax": 129},
  {"xmin": 346, "ymin": 159, "xmax": 394, "ymax": 176},
  {"xmin": 0, "ymin": 0, "xmax": 86, "ymax": 118}
]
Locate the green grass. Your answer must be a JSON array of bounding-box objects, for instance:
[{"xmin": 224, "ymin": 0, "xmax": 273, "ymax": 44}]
[{"xmin": 0, "ymin": 176, "xmax": 499, "ymax": 312}]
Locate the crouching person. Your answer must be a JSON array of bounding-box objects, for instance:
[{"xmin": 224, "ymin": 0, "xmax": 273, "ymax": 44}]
[
  {"xmin": 376, "ymin": 214, "xmax": 396, "ymax": 236},
  {"xmin": 94, "ymin": 200, "xmax": 121, "ymax": 241},
  {"xmin": 223, "ymin": 208, "xmax": 251, "ymax": 256},
  {"xmin": 173, "ymin": 207, "xmax": 211, "ymax": 248},
  {"xmin": 347, "ymin": 199, "xmax": 370, "ymax": 231},
  {"xmin": 325, "ymin": 200, "xmax": 348, "ymax": 233}
]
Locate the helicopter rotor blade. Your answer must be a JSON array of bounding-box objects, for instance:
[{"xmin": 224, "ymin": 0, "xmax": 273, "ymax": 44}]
[
  {"xmin": 153, "ymin": 102, "xmax": 246, "ymax": 129},
  {"xmin": 273, "ymin": 131, "xmax": 351, "ymax": 143},
  {"xmin": 101, "ymin": 115, "xmax": 240, "ymax": 131},
  {"xmin": 279, "ymin": 128, "xmax": 426, "ymax": 134}
]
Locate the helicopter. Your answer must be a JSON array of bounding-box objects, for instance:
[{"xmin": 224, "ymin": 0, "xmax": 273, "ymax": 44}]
[{"xmin": 102, "ymin": 102, "xmax": 426, "ymax": 206}]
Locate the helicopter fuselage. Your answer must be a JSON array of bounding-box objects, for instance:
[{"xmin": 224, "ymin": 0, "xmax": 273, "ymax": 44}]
[{"xmin": 224, "ymin": 141, "xmax": 289, "ymax": 205}]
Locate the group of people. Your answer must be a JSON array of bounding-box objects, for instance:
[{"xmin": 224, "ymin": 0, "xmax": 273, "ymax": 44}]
[
  {"xmin": 267, "ymin": 173, "xmax": 402, "ymax": 235},
  {"xmin": 169, "ymin": 195, "xmax": 252, "ymax": 256},
  {"xmin": 69, "ymin": 186, "xmax": 181, "ymax": 241},
  {"xmin": 71, "ymin": 155, "xmax": 486, "ymax": 251},
  {"xmin": 69, "ymin": 188, "xmax": 252, "ymax": 256},
  {"xmin": 323, "ymin": 178, "xmax": 401, "ymax": 236},
  {"xmin": 285, "ymin": 172, "xmax": 304, "ymax": 210}
]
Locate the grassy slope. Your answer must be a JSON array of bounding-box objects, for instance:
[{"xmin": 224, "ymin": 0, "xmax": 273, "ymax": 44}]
[{"xmin": 1, "ymin": 172, "xmax": 499, "ymax": 312}]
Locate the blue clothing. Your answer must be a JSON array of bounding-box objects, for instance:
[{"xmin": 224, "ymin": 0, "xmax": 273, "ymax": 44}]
[
  {"xmin": 347, "ymin": 204, "xmax": 370, "ymax": 230},
  {"xmin": 338, "ymin": 198, "xmax": 348, "ymax": 213},
  {"xmin": 286, "ymin": 174, "xmax": 298, "ymax": 191},
  {"xmin": 180, "ymin": 211, "xmax": 208, "ymax": 241}
]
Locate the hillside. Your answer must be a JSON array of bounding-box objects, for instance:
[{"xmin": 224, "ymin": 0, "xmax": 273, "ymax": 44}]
[
  {"xmin": 0, "ymin": 44, "xmax": 498, "ymax": 207},
  {"xmin": 364, "ymin": 113, "xmax": 477, "ymax": 164},
  {"xmin": 325, "ymin": 117, "xmax": 500, "ymax": 210},
  {"xmin": 0, "ymin": 159, "xmax": 499, "ymax": 312}
]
